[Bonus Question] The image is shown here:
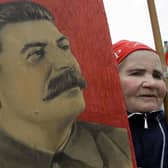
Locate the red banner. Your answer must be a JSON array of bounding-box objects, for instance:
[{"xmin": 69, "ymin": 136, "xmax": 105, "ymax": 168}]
[{"xmin": 0, "ymin": 0, "xmax": 136, "ymax": 167}]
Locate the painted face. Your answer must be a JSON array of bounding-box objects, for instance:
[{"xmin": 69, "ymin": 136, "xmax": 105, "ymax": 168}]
[
  {"xmin": 119, "ymin": 50, "xmax": 166, "ymax": 113},
  {"xmin": 0, "ymin": 20, "xmax": 86, "ymax": 123}
]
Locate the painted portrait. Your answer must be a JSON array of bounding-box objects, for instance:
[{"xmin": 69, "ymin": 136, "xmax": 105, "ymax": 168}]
[{"xmin": 0, "ymin": 0, "xmax": 136, "ymax": 167}]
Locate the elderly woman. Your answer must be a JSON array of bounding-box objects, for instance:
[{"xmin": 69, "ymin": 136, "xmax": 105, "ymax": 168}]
[{"xmin": 112, "ymin": 40, "xmax": 168, "ymax": 168}]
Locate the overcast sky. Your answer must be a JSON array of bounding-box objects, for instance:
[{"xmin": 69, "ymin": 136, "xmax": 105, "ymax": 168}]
[{"xmin": 103, "ymin": 0, "xmax": 168, "ymax": 49}]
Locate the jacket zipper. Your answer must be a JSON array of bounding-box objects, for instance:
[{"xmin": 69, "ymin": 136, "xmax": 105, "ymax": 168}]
[{"xmin": 157, "ymin": 116, "xmax": 165, "ymax": 168}]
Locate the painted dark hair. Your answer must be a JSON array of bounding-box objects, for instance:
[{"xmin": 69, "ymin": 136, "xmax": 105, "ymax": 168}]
[
  {"xmin": 0, "ymin": 1, "xmax": 54, "ymax": 27},
  {"xmin": 0, "ymin": 0, "xmax": 55, "ymax": 52}
]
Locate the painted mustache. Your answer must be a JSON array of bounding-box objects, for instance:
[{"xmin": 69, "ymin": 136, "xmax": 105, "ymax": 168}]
[{"xmin": 43, "ymin": 68, "xmax": 87, "ymax": 101}]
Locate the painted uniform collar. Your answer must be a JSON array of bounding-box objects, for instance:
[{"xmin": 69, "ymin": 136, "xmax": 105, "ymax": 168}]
[{"xmin": 0, "ymin": 121, "xmax": 103, "ymax": 168}]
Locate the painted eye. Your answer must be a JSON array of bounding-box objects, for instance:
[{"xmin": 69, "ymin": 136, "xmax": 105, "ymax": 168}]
[
  {"xmin": 58, "ymin": 41, "xmax": 69, "ymax": 50},
  {"xmin": 27, "ymin": 48, "xmax": 45, "ymax": 63},
  {"xmin": 60, "ymin": 44, "xmax": 69, "ymax": 50},
  {"xmin": 57, "ymin": 36, "xmax": 70, "ymax": 51}
]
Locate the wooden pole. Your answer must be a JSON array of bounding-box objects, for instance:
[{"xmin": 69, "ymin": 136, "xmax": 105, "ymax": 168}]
[{"xmin": 147, "ymin": 0, "xmax": 168, "ymax": 122}]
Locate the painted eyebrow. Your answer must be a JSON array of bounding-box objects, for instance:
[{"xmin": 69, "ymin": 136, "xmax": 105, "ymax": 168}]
[
  {"xmin": 21, "ymin": 42, "xmax": 47, "ymax": 54},
  {"xmin": 56, "ymin": 36, "xmax": 69, "ymax": 44}
]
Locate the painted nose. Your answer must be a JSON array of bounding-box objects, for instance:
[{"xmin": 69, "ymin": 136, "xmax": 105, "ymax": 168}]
[
  {"xmin": 48, "ymin": 55, "xmax": 72, "ymax": 68},
  {"xmin": 46, "ymin": 46, "xmax": 81, "ymax": 73}
]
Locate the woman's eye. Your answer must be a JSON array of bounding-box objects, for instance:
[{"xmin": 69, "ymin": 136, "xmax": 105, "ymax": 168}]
[
  {"xmin": 153, "ymin": 71, "xmax": 163, "ymax": 80},
  {"xmin": 130, "ymin": 71, "xmax": 144, "ymax": 76},
  {"xmin": 27, "ymin": 49, "xmax": 45, "ymax": 63}
]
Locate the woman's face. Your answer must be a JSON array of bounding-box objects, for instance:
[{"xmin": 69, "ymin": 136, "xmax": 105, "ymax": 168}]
[{"xmin": 119, "ymin": 50, "xmax": 167, "ymax": 113}]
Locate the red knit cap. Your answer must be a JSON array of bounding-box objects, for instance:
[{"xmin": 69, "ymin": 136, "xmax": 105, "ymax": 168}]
[{"xmin": 112, "ymin": 40, "xmax": 156, "ymax": 64}]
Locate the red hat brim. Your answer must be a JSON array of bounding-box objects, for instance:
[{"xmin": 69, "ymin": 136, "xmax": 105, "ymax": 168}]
[{"xmin": 112, "ymin": 40, "xmax": 156, "ymax": 64}]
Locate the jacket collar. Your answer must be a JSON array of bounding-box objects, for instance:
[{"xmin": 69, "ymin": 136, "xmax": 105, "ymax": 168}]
[{"xmin": 128, "ymin": 110, "xmax": 163, "ymax": 129}]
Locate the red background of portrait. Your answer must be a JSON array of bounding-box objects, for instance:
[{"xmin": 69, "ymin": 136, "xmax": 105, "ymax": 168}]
[
  {"xmin": 0, "ymin": 0, "xmax": 136, "ymax": 167},
  {"xmin": 35, "ymin": 0, "xmax": 128, "ymax": 127},
  {"xmin": 0, "ymin": 0, "xmax": 128, "ymax": 128}
]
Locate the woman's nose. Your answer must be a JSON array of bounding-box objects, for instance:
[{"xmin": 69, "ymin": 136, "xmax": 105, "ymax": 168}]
[{"xmin": 142, "ymin": 76, "xmax": 157, "ymax": 88}]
